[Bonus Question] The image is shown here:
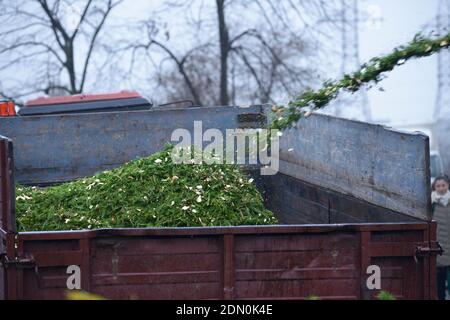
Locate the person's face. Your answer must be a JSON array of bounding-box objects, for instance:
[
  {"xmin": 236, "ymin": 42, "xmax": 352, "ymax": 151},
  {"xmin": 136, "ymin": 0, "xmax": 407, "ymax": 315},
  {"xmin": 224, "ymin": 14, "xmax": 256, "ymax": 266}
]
[{"xmin": 435, "ymin": 180, "xmax": 449, "ymax": 195}]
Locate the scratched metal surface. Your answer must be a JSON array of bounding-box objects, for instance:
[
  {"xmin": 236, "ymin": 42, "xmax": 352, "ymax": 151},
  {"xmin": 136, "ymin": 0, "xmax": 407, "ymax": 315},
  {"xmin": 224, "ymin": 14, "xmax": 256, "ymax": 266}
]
[
  {"xmin": 10, "ymin": 223, "xmax": 431, "ymax": 300},
  {"xmin": 0, "ymin": 105, "xmax": 266, "ymax": 185},
  {"xmin": 278, "ymin": 113, "xmax": 432, "ymax": 221}
]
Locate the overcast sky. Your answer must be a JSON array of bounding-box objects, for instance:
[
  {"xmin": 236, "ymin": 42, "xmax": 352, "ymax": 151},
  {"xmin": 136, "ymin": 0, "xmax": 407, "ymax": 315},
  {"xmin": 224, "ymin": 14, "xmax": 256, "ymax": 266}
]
[{"xmin": 118, "ymin": 0, "xmax": 443, "ymax": 126}]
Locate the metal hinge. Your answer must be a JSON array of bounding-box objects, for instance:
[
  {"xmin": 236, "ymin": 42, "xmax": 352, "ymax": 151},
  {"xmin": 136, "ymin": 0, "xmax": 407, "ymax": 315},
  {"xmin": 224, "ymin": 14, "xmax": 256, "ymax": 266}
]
[{"xmin": 414, "ymin": 242, "xmax": 443, "ymax": 263}]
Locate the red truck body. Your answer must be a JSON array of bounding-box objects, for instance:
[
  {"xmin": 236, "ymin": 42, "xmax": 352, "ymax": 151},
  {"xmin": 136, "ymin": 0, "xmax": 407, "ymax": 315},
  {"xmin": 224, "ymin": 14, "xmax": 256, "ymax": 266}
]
[{"xmin": 0, "ymin": 135, "xmax": 439, "ymax": 300}]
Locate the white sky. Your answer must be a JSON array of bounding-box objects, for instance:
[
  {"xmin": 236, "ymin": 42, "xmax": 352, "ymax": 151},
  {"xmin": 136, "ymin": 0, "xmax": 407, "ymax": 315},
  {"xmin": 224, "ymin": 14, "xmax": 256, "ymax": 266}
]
[{"xmin": 116, "ymin": 0, "xmax": 443, "ymax": 125}]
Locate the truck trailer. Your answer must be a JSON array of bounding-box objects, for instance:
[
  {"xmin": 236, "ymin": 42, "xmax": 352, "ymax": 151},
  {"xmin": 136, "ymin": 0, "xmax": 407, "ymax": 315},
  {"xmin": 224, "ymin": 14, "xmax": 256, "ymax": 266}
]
[{"xmin": 0, "ymin": 96, "xmax": 440, "ymax": 299}]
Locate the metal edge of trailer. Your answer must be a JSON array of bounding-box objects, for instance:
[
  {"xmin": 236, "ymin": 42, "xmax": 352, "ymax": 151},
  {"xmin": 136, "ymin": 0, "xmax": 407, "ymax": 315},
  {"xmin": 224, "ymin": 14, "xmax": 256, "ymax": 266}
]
[{"xmin": 9, "ymin": 221, "xmax": 436, "ymax": 300}]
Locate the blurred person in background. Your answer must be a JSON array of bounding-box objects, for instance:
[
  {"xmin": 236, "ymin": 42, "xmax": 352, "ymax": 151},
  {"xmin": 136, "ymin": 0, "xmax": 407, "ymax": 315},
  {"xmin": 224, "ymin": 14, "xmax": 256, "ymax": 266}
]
[{"xmin": 432, "ymin": 176, "xmax": 450, "ymax": 300}]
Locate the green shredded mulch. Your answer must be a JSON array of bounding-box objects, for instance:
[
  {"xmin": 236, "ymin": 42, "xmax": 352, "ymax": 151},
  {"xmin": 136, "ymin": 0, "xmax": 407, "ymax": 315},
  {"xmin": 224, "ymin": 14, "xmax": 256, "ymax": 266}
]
[{"xmin": 16, "ymin": 146, "xmax": 277, "ymax": 231}]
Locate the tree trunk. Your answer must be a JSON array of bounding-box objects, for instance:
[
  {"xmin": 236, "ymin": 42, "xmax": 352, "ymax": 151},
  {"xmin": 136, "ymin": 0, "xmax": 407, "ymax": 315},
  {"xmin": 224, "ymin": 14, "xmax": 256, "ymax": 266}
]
[
  {"xmin": 216, "ymin": 0, "xmax": 229, "ymax": 106},
  {"xmin": 65, "ymin": 43, "xmax": 79, "ymax": 94}
]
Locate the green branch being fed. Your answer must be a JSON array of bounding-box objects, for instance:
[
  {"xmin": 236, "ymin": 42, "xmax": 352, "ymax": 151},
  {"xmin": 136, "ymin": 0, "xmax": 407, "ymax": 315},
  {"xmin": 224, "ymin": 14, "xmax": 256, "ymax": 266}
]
[{"xmin": 270, "ymin": 32, "xmax": 450, "ymax": 131}]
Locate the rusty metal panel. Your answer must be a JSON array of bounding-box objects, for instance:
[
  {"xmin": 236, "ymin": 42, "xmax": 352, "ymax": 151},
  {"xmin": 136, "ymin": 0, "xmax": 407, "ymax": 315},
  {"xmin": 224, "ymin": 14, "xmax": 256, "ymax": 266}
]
[
  {"xmin": 10, "ymin": 224, "xmax": 434, "ymax": 300},
  {"xmin": 279, "ymin": 113, "xmax": 432, "ymax": 221}
]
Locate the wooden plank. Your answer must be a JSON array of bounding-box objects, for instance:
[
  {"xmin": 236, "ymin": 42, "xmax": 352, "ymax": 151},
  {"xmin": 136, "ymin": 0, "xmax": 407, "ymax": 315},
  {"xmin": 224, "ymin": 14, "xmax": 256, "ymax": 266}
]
[{"xmin": 278, "ymin": 113, "xmax": 432, "ymax": 221}]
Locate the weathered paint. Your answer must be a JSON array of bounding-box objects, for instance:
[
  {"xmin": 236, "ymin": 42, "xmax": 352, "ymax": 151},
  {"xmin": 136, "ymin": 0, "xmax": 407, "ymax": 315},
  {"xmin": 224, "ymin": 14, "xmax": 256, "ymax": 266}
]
[
  {"xmin": 433, "ymin": 205, "xmax": 450, "ymax": 266},
  {"xmin": 0, "ymin": 105, "xmax": 266, "ymax": 185},
  {"xmin": 279, "ymin": 113, "xmax": 432, "ymax": 221},
  {"xmin": 0, "ymin": 106, "xmax": 432, "ymax": 221},
  {"xmin": 0, "ymin": 136, "xmax": 16, "ymax": 300}
]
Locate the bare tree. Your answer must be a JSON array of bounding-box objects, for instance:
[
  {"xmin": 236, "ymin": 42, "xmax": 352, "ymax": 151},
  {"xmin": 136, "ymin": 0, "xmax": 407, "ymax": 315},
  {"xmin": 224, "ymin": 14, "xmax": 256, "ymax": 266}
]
[
  {"xmin": 127, "ymin": 0, "xmax": 342, "ymax": 107},
  {"xmin": 0, "ymin": 0, "xmax": 123, "ymax": 101}
]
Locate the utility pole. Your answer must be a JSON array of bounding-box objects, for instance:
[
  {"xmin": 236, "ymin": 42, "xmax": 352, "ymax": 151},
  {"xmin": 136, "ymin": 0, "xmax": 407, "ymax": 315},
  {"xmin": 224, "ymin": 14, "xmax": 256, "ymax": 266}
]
[{"xmin": 331, "ymin": 0, "xmax": 372, "ymax": 121}]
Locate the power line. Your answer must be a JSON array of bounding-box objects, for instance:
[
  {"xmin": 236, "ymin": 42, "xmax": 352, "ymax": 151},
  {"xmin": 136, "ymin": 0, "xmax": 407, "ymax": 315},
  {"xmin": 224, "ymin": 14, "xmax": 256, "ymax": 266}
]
[{"xmin": 435, "ymin": 0, "xmax": 450, "ymax": 120}]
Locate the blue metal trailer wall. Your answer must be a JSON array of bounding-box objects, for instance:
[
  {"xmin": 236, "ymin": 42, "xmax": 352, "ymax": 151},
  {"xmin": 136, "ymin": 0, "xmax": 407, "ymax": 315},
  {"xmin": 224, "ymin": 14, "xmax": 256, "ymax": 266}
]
[{"xmin": 0, "ymin": 105, "xmax": 267, "ymax": 185}]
